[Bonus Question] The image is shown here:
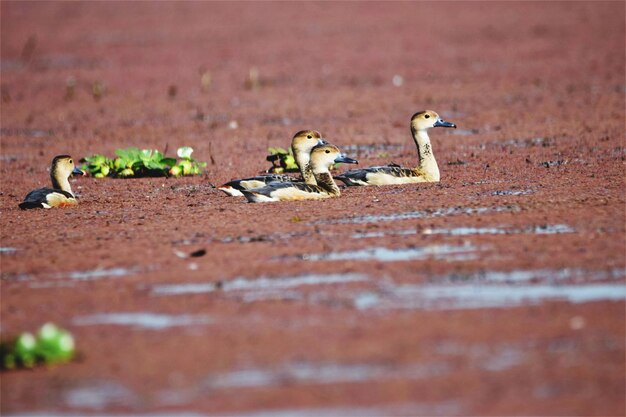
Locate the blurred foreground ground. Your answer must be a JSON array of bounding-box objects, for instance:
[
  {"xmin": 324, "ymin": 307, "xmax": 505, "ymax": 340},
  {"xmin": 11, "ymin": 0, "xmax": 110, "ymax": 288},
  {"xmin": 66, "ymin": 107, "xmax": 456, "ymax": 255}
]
[{"xmin": 1, "ymin": 2, "xmax": 624, "ymax": 415}]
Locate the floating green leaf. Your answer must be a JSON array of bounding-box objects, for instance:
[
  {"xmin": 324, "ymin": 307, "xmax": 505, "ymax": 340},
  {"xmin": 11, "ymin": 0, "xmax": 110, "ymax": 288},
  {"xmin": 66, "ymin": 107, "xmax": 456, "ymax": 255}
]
[
  {"xmin": 266, "ymin": 147, "xmax": 298, "ymax": 173},
  {"xmin": 1, "ymin": 323, "xmax": 76, "ymax": 370},
  {"xmin": 81, "ymin": 146, "xmax": 206, "ymax": 178}
]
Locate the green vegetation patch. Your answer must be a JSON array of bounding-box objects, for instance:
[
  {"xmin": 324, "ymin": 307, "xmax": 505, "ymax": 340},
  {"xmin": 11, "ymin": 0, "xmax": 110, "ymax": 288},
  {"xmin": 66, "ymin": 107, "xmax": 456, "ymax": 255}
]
[
  {"xmin": 1, "ymin": 323, "xmax": 75, "ymax": 370},
  {"xmin": 81, "ymin": 146, "xmax": 206, "ymax": 178},
  {"xmin": 266, "ymin": 147, "xmax": 298, "ymax": 174}
]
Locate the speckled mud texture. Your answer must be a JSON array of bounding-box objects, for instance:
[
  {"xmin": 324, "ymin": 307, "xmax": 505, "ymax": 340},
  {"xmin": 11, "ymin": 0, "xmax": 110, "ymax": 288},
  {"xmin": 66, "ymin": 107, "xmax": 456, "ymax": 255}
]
[{"xmin": 1, "ymin": 2, "xmax": 625, "ymax": 416}]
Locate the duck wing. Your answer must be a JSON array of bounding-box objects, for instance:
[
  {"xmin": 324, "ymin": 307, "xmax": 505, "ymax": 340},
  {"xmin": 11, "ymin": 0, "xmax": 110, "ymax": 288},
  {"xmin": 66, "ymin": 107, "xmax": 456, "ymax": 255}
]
[
  {"xmin": 19, "ymin": 188, "xmax": 76, "ymax": 209},
  {"xmin": 218, "ymin": 174, "xmax": 300, "ymax": 196},
  {"xmin": 335, "ymin": 164, "xmax": 414, "ymax": 186},
  {"xmin": 241, "ymin": 181, "xmax": 327, "ymax": 203}
]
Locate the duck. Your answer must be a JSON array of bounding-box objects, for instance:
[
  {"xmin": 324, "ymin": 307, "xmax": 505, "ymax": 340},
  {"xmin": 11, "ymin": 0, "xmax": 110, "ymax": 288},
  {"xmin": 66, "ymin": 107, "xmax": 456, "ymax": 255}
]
[
  {"xmin": 218, "ymin": 130, "xmax": 327, "ymax": 196},
  {"xmin": 241, "ymin": 144, "xmax": 358, "ymax": 203},
  {"xmin": 335, "ymin": 110, "xmax": 456, "ymax": 186},
  {"xmin": 19, "ymin": 155, "xmax": 85, "ymax": 209}
]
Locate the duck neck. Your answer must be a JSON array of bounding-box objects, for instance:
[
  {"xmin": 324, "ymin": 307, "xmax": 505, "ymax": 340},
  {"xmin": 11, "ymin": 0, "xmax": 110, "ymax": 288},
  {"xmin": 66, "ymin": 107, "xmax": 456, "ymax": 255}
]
[
  {"xmin": 314, "ymin": 171, "xmax": 340, "ymax": 196},
  {"xmin": 294, "ymin": 150, "xmax": 316, "ymax": 184},
  {"xmin": 412, "ymin": 128, "xmax": 440, "ymax": 181},
  {"xmin": 51, "ymin": 170, "xmax": 74, "ymax": 196}
]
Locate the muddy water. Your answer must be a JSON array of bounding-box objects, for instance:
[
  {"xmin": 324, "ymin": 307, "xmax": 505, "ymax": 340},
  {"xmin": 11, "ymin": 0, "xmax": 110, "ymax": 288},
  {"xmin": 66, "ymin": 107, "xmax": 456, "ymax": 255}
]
[{"xmin": 1, "ymin": 2, "xmax": 625, "ymax": 416}]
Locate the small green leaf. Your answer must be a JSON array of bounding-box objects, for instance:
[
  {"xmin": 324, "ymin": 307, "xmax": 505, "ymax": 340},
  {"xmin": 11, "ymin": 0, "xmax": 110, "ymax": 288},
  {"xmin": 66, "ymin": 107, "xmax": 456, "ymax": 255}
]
[{"xmin": 160, "ymin": 157, "xmax": 177, "ymax": 167}]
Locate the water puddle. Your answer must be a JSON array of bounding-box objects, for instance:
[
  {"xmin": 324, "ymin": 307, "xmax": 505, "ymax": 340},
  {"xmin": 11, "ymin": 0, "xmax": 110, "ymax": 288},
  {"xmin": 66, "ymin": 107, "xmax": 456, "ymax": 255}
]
[
  {"xmin": 152, "ymin": 273, "xmax": 368, "ymax": 296},
  {"xmin": 354, "ymin": 282, "xmax": 626, "ymax": 311},
  {"xmin": 491, "ymin": 189, "xmax": 534, "ymax": 196},
  {"xmin": 0, "ymin": 247, "xmax": 17, "ymax": 254},
  {"xmin": 350, "ymin": 229, "xmax": 418, "ymax": 239},
  {"xmin": 326, "ymin": 205, "xmax": 517, "ymax": 225},
  {"xmin": 63, "ymin": 380, "xmax": 137, "ymax": 410},
  {"xmin": 422, "ymin": 224, "xmax": 574, "ymax": 236},
  {"xmin": 301, "ymin": 244, "xmax": 482, "ymax": 262},
  {"xmin": 204, "ymin": 361, "xmax": 449, "ymax": 389},
  {"xmin": 352, "ymin": 224, "xmax": 574, "ymax": 239},
  {"xmin": 63, "ymin": 267, "xmax": 140, "ymax": 281},
  {"xmin": 439, "ymin": 268, "xmax": 625, "ymax": 284},
  {"xmin": 72, "ymin": 313, "xmax": 211, "ymax": 329}
]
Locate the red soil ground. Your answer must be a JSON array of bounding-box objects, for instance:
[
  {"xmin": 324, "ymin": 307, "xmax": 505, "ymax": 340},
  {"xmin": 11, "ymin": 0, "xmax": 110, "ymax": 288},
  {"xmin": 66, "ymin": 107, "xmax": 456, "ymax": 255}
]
[{"xmin": 1, "ymin": 2, "xmax": 624, "ymax": 415}]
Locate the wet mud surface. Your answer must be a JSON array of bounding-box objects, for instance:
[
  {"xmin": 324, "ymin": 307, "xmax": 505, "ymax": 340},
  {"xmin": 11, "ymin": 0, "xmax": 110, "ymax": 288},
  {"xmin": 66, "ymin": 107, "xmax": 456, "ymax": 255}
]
[{"xmin": 1, "ymin": 2, "xmax": 625, "ymax": 416}]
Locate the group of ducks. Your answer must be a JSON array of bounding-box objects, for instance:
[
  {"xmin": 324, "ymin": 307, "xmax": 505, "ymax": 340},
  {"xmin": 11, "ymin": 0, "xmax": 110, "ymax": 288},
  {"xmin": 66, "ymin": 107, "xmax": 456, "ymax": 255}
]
[{"xmin": 19, "ymin": 110, "xmax": 456, "ymax": 209}]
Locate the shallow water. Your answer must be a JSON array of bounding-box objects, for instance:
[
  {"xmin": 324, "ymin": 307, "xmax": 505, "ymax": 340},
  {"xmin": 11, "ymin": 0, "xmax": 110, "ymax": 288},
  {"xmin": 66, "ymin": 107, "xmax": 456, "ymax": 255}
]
[
  {"xmin": 443, "ymin": 268, "xmax": 625, "ymax": 284},
  {"xmin": 72, "ymin": 313, "xmax": 212, "ymax": 329},
  {"xmin": 491, "ymin": 189, "xmax": 535, "ymax": 196},
  {"xmin": 63, "ymin": 380, "xmax": 136, "ymax": 410},
  {"xmin": 205, "ymin": 361, "xmax": 450, "ymax": 389},
  {"xmin": 64, "ymin": 267, "xmax": 140, "ymax": 281},
  {"xmin": 152, "ymin": 273, "xmax": 368, "ymax": 296},
  {"xmin": 302, "ymin": 243, "xmax": 482, "ymax": 262},
  {"xmin": 352, "ymin": 224, "xmax": 574, "ymax": 239},
  {"xmin": 328, "ymin": 205, "xmax": 517, "ymax": 224},
  {"xmin": 423, "ymin": 224, "xmax": 574, "ymax": 236},
  {"xmin": 354, "ymin": 283, "xmax": 626, "ymax": 311}
]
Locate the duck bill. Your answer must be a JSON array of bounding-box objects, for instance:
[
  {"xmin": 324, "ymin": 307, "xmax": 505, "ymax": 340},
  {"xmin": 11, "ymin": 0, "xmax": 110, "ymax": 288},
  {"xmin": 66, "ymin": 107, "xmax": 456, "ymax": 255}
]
[
  {"xmin": 72, "ymin": 167, "xmax": 86, "ymax": 176},
  {"xmin": 433, "ymin": 118, "xmax": 457, "ymax": 128},
  {"xmin": 334, "ymin": 155, "xmax": 358, "ymax": 164},
  {"xmin": 318, "ymin": 138, "xmax": 329, "ymax": 145}
]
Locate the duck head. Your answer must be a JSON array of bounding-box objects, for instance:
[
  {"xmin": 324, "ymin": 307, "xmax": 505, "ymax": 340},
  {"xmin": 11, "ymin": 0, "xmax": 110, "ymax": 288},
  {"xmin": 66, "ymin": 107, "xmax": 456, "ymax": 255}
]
[
  {"xmin": 411, "ymin": 110, "xmax": 457, "ymax": 132},
  {"xmin": 291, "ymin": 130, "xmax": 327, "ymax": 154},
  {"xmin": 310, "ymin": 144, "xmax": 358, "ymax": 173},
  {"xmin": 51, "ymin": 155, "xmax": 84, "ymax": 179},
  {"xmin": 49, "ymin": 155, "xmax": 84, "ymax": 193}
]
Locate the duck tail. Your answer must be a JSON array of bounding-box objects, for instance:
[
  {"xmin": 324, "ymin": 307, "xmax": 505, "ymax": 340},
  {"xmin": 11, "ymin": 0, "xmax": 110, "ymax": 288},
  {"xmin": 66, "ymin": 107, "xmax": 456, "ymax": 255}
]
[
  {"xmin": 18, "ymin": 201, "xmax": 43, "ymax": 210},
  {"xmin": 218, "ymin": 184, "xmax": 244, "ymax": 197}
]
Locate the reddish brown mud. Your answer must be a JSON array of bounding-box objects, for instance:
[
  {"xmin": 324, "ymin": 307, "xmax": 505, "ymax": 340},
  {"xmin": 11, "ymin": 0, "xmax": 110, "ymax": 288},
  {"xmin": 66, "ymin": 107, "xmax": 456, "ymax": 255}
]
[{"xmin": 1, "ymin": 2, "xmax": 624, "ymax": 416}]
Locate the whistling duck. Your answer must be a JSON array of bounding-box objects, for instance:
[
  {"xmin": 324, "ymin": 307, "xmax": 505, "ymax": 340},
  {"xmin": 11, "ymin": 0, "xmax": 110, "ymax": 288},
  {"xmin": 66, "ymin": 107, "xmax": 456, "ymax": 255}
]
[
  {"xmin": 336, "ymin": 110, "xmax": 456, "ymax": 186},
  {"xmin": 241, "ymin": 144, "xmax": 358, "ymax": 203},
  {"xmin": 218, "ymin": 130, "xmax": 327, "ymax": 196},
  {"xmin": 19, "ymin": 155, "xmax": 84, "ymax": 209}
]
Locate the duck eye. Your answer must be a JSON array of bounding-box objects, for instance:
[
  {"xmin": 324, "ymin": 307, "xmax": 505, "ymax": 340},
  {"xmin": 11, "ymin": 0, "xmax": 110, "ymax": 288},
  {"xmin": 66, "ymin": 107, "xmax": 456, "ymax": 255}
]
[
  {"xmin": 307, "ymin": 135, "xmax": 312, "ymax": 139},
  {"xmin": 69, "ymin": 159, "xmax": 73, "ymax": 163},
  {"xmin": 325, "ymin": 150, "xmax": 330, "ymax": 154},
  {"xmin": 424, "ymin": 114, "xmax": 430, "ymax": 119}
]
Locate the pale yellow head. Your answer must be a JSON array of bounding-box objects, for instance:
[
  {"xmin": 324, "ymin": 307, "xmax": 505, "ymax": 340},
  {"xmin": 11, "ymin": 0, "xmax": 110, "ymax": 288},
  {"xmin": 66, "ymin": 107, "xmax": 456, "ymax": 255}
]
[
  {"xmin": 309, "ymin": 144, "xmax": 358, "ymax": 173},
  {"xmin": 50, "ymin": 155, "xmax": 84, "ymax": 191},
  {"xmin": 410, "ymin": 110, "xmax": 457, "ymax": 132},
  {"xmin": 291, "ymin": 130, "xmax": 326, "ymax": 154}
]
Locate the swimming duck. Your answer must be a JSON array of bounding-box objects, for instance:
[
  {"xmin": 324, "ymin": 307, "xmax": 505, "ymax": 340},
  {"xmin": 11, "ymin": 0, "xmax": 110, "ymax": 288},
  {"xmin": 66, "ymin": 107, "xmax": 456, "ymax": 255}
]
[
  {"xmin": 19, "ymin": 155, "xmax": 84, "ymax": 209},
  {"xmin": 241, "ymin": 144, "xmax": 358, "ymax": 203},
  {"xmin": 335, "ymin": 110, "xmax": 456, "ymax": 186},
  {"xmin": 218, "ymin": 130, "xmax": 327, "ymax": 196}
]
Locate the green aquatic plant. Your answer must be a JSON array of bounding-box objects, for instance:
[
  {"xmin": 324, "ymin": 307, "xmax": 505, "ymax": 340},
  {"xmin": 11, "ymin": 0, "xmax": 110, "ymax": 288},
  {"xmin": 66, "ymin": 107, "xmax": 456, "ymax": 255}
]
[
  {"xmin": 265, "ymin": 146, "xmax": 340, "ymax": 173},
  {"xmin": 266, "ymin": 147, "xmax": 298, "ymax": 174},
  {"xmin": 81, "ymin": 146, "xmax": 206, "ymax": 178},
  {"xmin": 169, "ymin": 146, "xmax": 206, "ymax": 177},
  {"xmin": 1, "ymin": 323, "xmax": 75, "ymax": 369}
]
